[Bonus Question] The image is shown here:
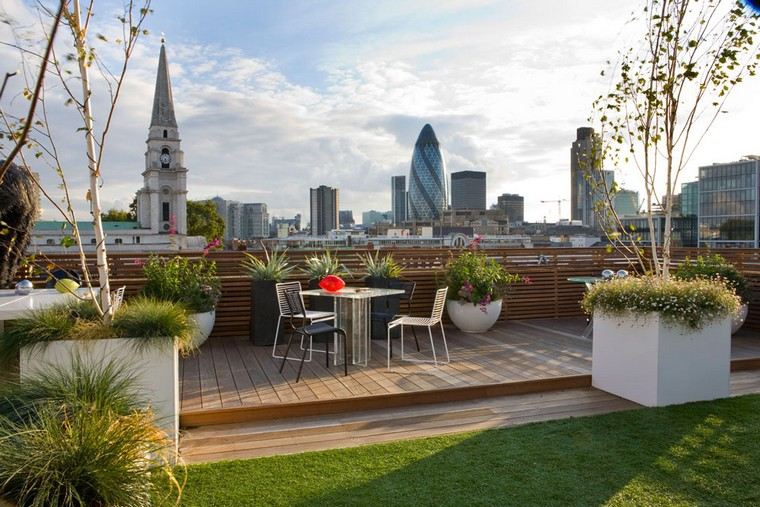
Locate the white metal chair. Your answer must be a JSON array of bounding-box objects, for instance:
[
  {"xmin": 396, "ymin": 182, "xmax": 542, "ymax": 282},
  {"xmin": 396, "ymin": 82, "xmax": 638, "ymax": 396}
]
[
  {"xmin": 110, "ymin": 285, "xmax": 126, "ymax": 314},
  {"xmin": 272, "ymin": 281, "xmax": 335, "ymax": 362},
  {"xmin": 386, "ymin": 287, "xmax": 449, "ymax": 369}
]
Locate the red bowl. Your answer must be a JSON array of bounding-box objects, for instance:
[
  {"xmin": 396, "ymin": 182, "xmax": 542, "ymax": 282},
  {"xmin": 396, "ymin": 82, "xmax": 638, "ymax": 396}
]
[{"xmin": 319, "ymin": 275, "xmax": 345, "ymax": 292}]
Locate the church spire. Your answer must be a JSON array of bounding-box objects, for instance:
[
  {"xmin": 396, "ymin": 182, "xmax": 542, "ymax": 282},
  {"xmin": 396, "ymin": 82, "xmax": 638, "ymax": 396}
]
[{"xmin": 150, "ymin": 40, "xmax": 177, "ymax": 128}]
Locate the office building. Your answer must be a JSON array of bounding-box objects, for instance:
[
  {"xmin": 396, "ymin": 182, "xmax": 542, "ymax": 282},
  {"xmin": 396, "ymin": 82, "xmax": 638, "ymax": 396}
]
[
  {"xmin": 698, "ymin": 158, "xmax": 759, "ymax": 248},
  {"xmin": 310, "ymin": 185, "xmax": 339, "ymax": 236},
  {"xmin": 570, "ymin": 127, "xmax": 614, "ymax": 228},
  {"xmin": 362, "ymin": 210, "xmax": 393, "ymax": 226},
  {"xmin": 613, "ymin": 189, "xmax": 640, "ymax": 217},
  {"xmin": 619, "ymin": 215, "xmax": 698, "ymax": 247},
  {"xmin": 408, "ymin": 124, "xmax": 447, "ymax": 221},
  {"xmin": 681, "ymin": 181, "xmax": 698, "ymax": 217},
  {"xmin": 240, "ymin": 203, "xmax": 268, "ymax": 239},
  {"xmin": 451, "ymin": 171, "xmax": 486, "ymax": 210},
  {"xmin": 391, "ymin": 175, "xmax": 407, "ymax": 225},
  {"xmin": 339, "ymin": 210, "xmax": 355, "ymax": 228},
  {"xmin": 270, "ymin": 214, "xmax": 301, "ymax": 237},
  {"xmin": 496, "ymin": 193, "xmax": 524, "ymax": 223}
]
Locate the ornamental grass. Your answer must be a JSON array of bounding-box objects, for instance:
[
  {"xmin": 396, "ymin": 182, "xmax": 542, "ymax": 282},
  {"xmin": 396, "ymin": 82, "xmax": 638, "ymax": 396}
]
[{"xmin": 581, "ymin": 276, "xmax": 741, "ymax": 329}]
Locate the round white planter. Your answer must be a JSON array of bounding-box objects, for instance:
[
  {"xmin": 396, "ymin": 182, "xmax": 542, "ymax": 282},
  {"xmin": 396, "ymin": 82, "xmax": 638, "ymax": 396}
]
[
  {"xmin": 189, "ymin": 310, "xmax": 216, "ymax": 348},
  {"xmin": 446, "ymin": 299, "xmax": 502, "ymax": 333},
  {"xmin": 731, "ymin": 303, "xmax": 749, "ymax": 335}
]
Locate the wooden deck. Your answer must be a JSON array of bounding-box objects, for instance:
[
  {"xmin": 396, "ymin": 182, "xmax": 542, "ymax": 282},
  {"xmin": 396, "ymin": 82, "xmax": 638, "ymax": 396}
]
[
  {"xmin": 180, "ymin": 369, "xmax": 760, "ymax": 463},
  {"xmin": 180, "ymin": 317, "xmax": 760, "ymax": 426}
]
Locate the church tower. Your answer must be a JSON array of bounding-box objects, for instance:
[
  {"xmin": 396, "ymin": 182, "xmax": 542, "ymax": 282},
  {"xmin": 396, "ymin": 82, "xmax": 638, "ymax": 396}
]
[{"xmin": 136, "ymin": 40, "xmax": 187, "ymax": 235}]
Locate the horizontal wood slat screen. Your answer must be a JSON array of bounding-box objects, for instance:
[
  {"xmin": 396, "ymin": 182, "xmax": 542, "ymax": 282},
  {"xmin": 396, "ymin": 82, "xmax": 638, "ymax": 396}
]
[{"xmin": 25, "ymin": 247, "xmax": 760, "ymax": 338}]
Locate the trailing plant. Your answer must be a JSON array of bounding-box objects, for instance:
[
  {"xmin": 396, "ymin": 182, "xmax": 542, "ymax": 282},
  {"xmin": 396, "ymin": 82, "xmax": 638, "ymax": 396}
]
[
  {"xmin": 302, "ymin": 251, "xmax": 350, "ymax": 280},
  {"xmin": 0, "ymin": 297, "xmax": 195, "ymax": 364},
  {"xmin": 445, "ymin": 251, "xmax": 523, "ymax": 308},
  {"xmin": 581, "ymin": 276, "xmax": 740, "ymax": 329},
  {"xmin": 674, "ymin": 254, "xmax": 751, "ymax": 304},
  {"xmin": 0, "ymin": 358, "xmax": 183, "ymax": 506},
  {"xmin": 359, "ymin": 251, "xmax": 403, "ymax": 279},
  {"xmin": 241, "ymin": 248, "xmax": 294, "ymax": 282},
  {"xmin": 142, "ymin": 256, "xmax": 221, "ymax": 313}
]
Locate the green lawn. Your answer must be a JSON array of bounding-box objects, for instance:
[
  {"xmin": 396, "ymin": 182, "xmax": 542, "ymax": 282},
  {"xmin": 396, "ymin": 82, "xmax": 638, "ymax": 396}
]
[{"xmin": 181, "ymin": 394, "xmax": 760, "ymax": 507}]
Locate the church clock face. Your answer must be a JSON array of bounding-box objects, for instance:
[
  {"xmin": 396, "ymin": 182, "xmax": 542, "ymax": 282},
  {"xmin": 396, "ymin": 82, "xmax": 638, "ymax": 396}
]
[{"xmin": 160, "ymin": 152, "xmax": 171, "ymax": 165}]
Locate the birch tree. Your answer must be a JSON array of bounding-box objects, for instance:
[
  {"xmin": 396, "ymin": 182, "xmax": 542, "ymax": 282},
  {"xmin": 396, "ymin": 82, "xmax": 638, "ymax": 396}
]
[{"xmin": 591, "ymin": 0, "xmax": 760, "ymax": 278}]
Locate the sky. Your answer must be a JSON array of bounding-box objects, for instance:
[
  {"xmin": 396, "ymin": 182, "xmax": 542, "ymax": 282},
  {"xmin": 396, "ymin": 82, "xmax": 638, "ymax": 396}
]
[{"xmin": 1, "ymin": 0, "xmax": 759, "ymax": 224}]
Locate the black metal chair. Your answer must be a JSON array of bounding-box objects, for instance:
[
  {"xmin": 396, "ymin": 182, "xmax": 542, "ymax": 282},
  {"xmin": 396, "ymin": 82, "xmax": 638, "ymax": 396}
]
[
  {"xmin": 371, "ymin": 279, "xmax": 420, "ymax": 357},
  {"xmin": 279, "ymin": 290, "xmax": 348, "ymax": 382}
]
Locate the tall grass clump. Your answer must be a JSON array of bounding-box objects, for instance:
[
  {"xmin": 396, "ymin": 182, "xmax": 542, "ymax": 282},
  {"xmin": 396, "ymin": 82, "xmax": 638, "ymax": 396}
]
[
  {"xmin": 0, "ymin": 359, "xmax": 183, "ymax": 506},
  {"xmin": 112, "ymin": 296, "xmax": 195, "ymax": 353}
]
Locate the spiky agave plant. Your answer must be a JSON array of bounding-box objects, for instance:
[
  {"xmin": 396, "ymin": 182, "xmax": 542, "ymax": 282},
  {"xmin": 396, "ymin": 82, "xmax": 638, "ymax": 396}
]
[
  {"xmin": 301, "ymin": 250, "xmax": 351, "ymax": 280},
  {"xmin": 241, "ymin": 246, "xmax": 295, "ymax": 282},
  {"xmin": 358, "ymin": 251, "xmax": 403, "ymax": 279}
]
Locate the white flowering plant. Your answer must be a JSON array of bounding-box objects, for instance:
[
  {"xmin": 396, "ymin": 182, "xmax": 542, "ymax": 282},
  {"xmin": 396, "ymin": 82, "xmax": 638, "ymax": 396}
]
[{"xmin": 581, "ymin": 276, "xmax": 740, "ymax": 330}]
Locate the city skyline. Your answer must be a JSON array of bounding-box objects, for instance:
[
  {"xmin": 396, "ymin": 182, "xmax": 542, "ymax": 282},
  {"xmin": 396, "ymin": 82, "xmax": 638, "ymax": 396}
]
[{"xmin": 1, "ymin": 1, "xmax": 758, "ymax": 224}]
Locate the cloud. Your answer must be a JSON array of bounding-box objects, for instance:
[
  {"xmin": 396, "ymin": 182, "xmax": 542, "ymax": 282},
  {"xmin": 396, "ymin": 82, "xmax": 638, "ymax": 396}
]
[{"xmin": 1, "ymin": 0, "xmax": 758, "ymax": 227}]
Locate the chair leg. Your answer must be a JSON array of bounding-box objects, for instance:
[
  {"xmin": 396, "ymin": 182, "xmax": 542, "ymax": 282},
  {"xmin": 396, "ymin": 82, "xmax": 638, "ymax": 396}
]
[
  {"xmin": 411, "ymin": 326, "xmax": 420, "ymax": 352},
  {"xmin": 325, "ymin": 337, "xmax": 330, "ymax": 369},
  {"xmin": 271, "ymin": 315, "xmax": 283, "ymax": 359},
  {"xmin": 279, "ymin": 332, "xmax": 295, "ymax": 373},
  {"xmin": 428, "ymin": 326, "xmax": 437, "ymax": 366},
  {"xmin": 386, "ymin": 324, "xmax": 392, "ymax": 370},
  {"xmin": 296, "ymin": 341, "xmax": 309, "ymax": 383},
  {"xmin": 440, "ymin": 321, "xmax": 450, "ymax": 364}
]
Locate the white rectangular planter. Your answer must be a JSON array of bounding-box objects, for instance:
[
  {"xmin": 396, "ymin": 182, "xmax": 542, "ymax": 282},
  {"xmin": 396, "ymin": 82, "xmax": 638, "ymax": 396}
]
[
  {"xmin": 20, "ymin": 338, "xmax": 179, "ymax": 451},
  {"xmin": 592, "ymin": 312, "xmax": 731, "ymax": 407}
]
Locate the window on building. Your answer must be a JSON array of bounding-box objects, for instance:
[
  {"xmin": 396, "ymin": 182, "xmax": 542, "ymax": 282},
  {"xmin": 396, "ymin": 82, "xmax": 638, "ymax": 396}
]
[
  {"xmin": 161, "ymin": 148, "xmax": 170, "ymax": 168},
  {"xmin": 162, "ymin": 202, "xmax": 170, "ymax": 222},
  {"xmin": 115, "ymin": 238, "xmax": 123, "ymax": 245},
  {"xmin": 90, "ymin": 238, "xmax": 96, "ymax": 244},
  {"xmin": 163, "ymin": 129, "xmax": 167, "ymax": 138},
  {"xmin": 135, "ymin": 236, "xmax": 141, "ymax": 244},
  {"xmin": 46, "ymin": 239, "xmax": 54, "ymax": 246}
]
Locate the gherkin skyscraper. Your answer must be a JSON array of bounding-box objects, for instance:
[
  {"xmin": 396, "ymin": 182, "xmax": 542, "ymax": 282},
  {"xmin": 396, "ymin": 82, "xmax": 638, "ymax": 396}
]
[{"xmin": 408, "ymin": 124, "xmax": 447, "ymax": 221}]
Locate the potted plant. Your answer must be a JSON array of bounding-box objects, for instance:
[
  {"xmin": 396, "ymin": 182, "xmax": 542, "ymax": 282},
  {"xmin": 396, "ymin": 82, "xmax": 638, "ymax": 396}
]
[
  {"xmin": 302, "ymin": 251, "xmax": 350, "ymax": 312},
  {"xmin": 0, "ymin": 297, "xmax": 195, "ymax": 447},
  {"xmin": 673, "ymin": 254, "xmax": 751, "ymax": 335},
  {"xmin": 141, "ymin": 256, "xmax": 221, "ymax": 348},
  {"xmin": 359, "ymin": 251, "xmax": 404, "ymax": 339},
  {"xmin": 444, "ymin": 250, "xmax": 522, "ymax": 333},
  {"xmin": 582, "ymin": 276, "xmax": 740, "ymax": 407},
  {"xmin": 241, "ymin": 248, "xmax": 294, "ymax": 346}
]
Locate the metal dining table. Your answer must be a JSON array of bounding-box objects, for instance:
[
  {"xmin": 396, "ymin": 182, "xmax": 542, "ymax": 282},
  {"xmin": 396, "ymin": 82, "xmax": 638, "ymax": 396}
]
[{"xmin": 301, "ymin": 287, "xmax": 405, "ymax": 366}]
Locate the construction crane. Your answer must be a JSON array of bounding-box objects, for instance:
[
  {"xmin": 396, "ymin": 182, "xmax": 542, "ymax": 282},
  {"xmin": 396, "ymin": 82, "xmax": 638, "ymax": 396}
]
[{"xmin": 540, "ymin": 199, "xmax": 567, "ymax": 221}]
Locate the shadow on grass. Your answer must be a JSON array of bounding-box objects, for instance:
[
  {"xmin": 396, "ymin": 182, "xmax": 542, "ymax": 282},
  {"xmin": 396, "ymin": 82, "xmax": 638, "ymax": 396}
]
[{"xmin": 182, "ymin": 395, "xmax": 760, "ymax": 507}]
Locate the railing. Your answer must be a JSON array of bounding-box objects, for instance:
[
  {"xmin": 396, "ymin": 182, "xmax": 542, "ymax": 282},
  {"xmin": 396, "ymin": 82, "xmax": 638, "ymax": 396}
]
[{"xmin": 25, "ymin": 247, "xmax": 760, "ymax": 338}]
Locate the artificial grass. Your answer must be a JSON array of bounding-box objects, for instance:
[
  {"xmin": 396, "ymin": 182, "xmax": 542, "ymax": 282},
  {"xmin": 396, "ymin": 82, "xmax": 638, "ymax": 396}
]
[{"xmin": 181, "ymin": 394, "xmax": 760, "ymax": 506}]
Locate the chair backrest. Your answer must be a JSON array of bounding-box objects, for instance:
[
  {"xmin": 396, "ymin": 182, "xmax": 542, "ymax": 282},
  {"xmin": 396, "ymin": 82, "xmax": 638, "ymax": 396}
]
[
  {"xmin": 429, "ymin": 287, "xmax": 448, "ymax": 323},
  {"xmin": 275, "ymin": 282, "xmax": 302, "ymax": 317},
  {"xmin": 111, "ymin": 285, "xmax": 126, "ymax": 314},
  {"xmin": 389, "ymin": 279, "xmax": 415, "ymax": 301},
  {"xmin": 284, "ymin": 289, "xmax": 306, "ymax": 327}
]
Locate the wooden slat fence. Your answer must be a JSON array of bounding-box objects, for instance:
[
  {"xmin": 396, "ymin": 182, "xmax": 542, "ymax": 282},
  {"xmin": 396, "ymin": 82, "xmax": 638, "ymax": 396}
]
[{"xmin": 23, "ymin": 247, "xmax": 760, "ymax": 338}]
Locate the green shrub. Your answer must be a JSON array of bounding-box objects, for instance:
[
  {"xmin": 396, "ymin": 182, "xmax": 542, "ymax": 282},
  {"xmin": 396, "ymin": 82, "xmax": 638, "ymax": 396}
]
[
  {"xmin": 0, "ymin": 359, "xmax": 182, "ymax": 507},
  {"xmin": 581, "ymin": 275, "xmax": 741, "ymax": 329},
  {"xmin": 445, "ymin": 251, "xmax": 522, "ymax": 306},
  {"xmin": 674, "ymin": 254, "xmax": 751, "ymax": 303},
  {"xmin": 142, "ymin": 255, "xmax": 221, "ymax": 313},
  {"xmin": 359, "ymin": 251, "xmax": 403, "ymax": 279},
  {"xmin": 241, "ymin": 249, "xmax": 294, "ymax": 281}
]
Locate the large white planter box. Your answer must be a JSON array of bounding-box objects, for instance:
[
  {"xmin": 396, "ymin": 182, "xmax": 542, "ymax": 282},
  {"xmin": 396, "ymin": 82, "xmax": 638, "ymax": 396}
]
[
  {"xmin": 446, "ymin": 299, "xmax": 502, "ymax": 333},
  {"xmin": 592, "ymin": 312, "xmax": 731, "ymax": 407},
  {"xmin": 20, "ymin": 338, "xmax": 179, "ymax": 450}
]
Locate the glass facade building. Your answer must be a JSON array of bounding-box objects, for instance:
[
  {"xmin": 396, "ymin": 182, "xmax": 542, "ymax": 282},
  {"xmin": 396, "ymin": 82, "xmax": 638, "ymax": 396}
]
[
  {"xmin": 619, "ymin": 215, "xmax": 698, "ymax": 248},
  {"xmin": 570, "ymin": 127, "xmax": 613, "ymax": 228},
  {"xmin": 408, "ymin": 124, "xmax": 447, "ymax": 221},
  {"xmin": 310, "ymin": 185, "xmax": 339, "ymax": 236},
  {"xmin": 681, "ymin": 181, "xmax": 698, "ymax": 217},
  {"xmin": 698, "ymin": 159, "xmax": 759, "ymax": 248},
  {"xmin": 391, "ymin": 175, "xmax": 407, "ymax": 225}
]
